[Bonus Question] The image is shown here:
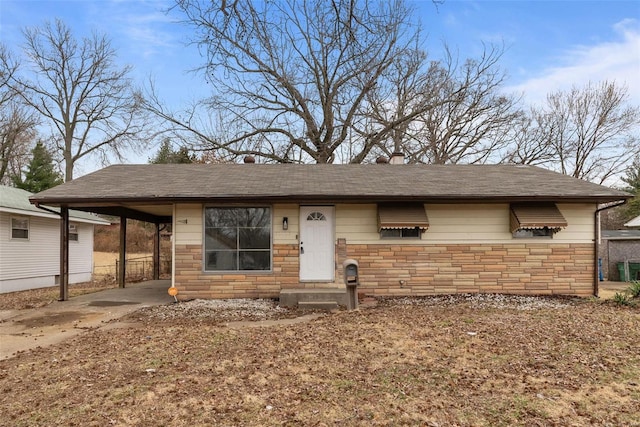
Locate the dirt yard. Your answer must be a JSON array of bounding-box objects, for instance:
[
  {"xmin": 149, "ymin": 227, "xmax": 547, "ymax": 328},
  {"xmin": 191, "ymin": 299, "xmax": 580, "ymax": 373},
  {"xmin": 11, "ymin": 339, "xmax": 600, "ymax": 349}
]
[{"xmin": 0, "ymin": 294, "xmax": 638, "ymax": 426}]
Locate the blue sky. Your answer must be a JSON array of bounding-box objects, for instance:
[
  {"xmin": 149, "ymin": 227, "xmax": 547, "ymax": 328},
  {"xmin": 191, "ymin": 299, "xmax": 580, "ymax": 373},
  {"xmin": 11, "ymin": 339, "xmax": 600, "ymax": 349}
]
[{"xmin": 1, "ymin": 0, "xmax": 639, "ymax": 173}]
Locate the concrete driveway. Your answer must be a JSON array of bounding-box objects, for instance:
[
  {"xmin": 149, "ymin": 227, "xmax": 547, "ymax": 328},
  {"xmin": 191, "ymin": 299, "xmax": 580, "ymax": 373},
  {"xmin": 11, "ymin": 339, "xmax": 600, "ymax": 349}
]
[{"xmin": 0, "ymin": 280, "xmax": 174, "ymax": 360}]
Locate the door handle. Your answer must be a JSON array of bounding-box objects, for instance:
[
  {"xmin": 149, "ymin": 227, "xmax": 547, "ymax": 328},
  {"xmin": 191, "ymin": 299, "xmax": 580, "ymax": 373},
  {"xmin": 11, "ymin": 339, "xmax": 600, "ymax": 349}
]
[{"xmin": 300, "ymin": 246, "xmax": 304, "ymax": 254}]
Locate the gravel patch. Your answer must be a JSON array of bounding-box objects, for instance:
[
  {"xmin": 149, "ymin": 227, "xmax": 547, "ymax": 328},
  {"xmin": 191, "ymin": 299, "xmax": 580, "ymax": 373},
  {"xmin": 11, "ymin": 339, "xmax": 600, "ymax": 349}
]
[
  {"xmin": 380, "ymin": 293, "xmax": 577, "ymax": 310},
  {"xmin": 132, "ymin": 298, "xmax": 300, "ymax": 322},
  {"xmin": 132, "ymin": 294, "xmax": 577, "ymax": 325}
]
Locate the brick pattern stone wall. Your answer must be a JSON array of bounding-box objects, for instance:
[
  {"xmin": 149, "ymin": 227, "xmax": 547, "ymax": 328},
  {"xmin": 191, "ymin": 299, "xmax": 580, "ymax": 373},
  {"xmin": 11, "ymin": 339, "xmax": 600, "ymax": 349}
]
[
  {"xmin": 343, "ymin": 243, "xmax": 594, "ymax": 297},
  {"xmin": 174, "ymin": 244, "xmax": 299, "ymax": 299},
  {"xmin": 174, "ymin": 242, "xmax": 595, "ymax": 298}
]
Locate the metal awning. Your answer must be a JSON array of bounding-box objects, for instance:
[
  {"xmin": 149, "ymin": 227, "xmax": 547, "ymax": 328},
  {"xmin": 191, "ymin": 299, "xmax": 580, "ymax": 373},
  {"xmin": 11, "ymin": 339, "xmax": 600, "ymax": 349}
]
[
  {"xmin": 378, "ymin": 204, "xmax": 429, "ymax": 231},
  {"xmin": 510, "ymin": 203, "xmax": 567, "ymax": 233}
]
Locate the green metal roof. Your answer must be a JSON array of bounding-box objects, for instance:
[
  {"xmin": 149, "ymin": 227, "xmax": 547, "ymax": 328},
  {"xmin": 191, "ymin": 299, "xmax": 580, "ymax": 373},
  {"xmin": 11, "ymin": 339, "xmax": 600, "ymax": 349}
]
[{"xmin": 0, "ymin": 185, "xmax": 110, "ymax": 224}]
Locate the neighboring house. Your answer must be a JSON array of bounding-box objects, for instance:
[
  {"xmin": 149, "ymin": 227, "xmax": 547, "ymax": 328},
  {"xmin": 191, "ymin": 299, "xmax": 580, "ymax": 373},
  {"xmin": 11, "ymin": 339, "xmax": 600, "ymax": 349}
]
[
  {"xmin": 29, "ymin": 161, "xmax": 631, "ymax": 299},
  {"xmin": 599, "ymin": 230, "xmax": 640, "ymax": 281},
  {"xmin": 0, "ymin": 186, "xmax": 110, "ymax": 293},
  {"xmin": 625, "ymin": 215, "xmax": 640, "ymax": 228}
]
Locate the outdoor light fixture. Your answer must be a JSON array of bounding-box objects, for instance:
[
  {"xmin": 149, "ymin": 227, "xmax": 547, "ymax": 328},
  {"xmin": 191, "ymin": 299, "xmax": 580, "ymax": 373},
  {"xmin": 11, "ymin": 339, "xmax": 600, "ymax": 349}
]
[{"xmin": 283, "ymin": 217, "xmax": 288, "ymax": 230}]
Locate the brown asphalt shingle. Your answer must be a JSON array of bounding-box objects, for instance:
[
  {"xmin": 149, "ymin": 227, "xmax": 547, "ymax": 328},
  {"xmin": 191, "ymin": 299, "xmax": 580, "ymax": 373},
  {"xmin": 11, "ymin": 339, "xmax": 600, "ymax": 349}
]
[{"xmin": 29, "ymin": 164, "xmax": 631, "ymax": 205}]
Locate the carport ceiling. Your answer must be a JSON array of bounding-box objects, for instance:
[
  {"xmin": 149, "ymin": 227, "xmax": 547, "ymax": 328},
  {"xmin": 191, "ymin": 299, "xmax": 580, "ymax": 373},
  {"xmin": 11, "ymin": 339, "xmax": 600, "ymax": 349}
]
[{"xmin": 70, "ymin": 203, "xmax": 172, "ymax": 224}]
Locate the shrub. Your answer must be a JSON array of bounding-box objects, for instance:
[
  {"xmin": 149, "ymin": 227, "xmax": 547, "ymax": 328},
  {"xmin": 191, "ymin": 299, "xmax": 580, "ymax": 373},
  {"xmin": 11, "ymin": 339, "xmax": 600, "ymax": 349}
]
[
  {"xmin": 627, "ymin": 280, "xmax": 640, "ymax": 298},
  {"xmin": 612, "ymin": 292, "xmax": 634, "ymax": 306}
]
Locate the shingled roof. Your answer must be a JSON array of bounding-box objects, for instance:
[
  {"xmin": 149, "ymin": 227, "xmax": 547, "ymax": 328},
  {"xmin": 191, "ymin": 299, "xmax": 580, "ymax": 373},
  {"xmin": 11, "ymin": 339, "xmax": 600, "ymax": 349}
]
[{"xmin": 30, "ymin": 163, "xmax": 630, "ymax": 206}]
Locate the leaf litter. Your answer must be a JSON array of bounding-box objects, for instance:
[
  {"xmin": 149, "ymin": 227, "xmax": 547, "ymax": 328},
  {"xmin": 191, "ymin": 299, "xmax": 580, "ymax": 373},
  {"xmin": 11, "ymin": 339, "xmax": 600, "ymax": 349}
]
[{"xmin": 0, "ymin": 294, "xmax": 638, "ymax": 427}]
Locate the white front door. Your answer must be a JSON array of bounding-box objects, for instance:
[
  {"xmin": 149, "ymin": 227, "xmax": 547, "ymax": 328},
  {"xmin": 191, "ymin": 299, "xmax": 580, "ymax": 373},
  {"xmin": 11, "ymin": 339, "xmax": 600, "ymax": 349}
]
[{"xmin": 299, "ymin": 206, "xmax": 335, "ymax": 281}]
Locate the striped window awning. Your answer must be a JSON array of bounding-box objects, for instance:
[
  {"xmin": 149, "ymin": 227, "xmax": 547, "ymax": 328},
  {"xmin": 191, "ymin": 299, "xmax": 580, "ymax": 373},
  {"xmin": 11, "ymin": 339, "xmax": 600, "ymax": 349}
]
[
  {"xmin": 510, "ymin": 203, "xmax": 567, "ymax": 233},
  {"xmin": 378, "ymin": 204, "xmax": 429, "ymax": 231}
]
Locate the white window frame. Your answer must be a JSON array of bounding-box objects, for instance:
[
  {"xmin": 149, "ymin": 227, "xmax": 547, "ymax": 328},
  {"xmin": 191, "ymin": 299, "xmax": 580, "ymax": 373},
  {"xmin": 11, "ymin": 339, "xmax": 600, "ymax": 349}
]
[
  {"xmin": 203, "ymin": 206, "xmax": 272, "ymax": 272},
  {"xmin": 11, "ymin": 217, "xmax": 29, "ymax": 240},
  {"xmin": 69, "ymin": 224, "xmax": 79, "ymax": 242}
]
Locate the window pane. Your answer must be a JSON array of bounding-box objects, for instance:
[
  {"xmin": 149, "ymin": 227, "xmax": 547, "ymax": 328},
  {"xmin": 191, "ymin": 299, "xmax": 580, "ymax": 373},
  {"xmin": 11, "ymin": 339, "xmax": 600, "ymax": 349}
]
[
  {"xmin": 12, "ymin": 229, "xmax": 28, "ymax": 239},
  {"xmin": 513, "ymin": 228, "xmax": 553, "ymax": 238},
  {"xmin": 69, "ymin": 233, "xmax": 79, "ymax": 242},
  {"xmin": 205, "ymin": 208, "xmax": 238, "ymax": 227},
  {"xmin": 205, "ymin": 251, "xmax": 237, "ymax": 270},
  {"xmin": 205, "ymin": 228, "xmax": 237, "ymax": 250},
  {"xmin": 380, "ymin": 229, "xmax": 401, "ymax": 238},
  {"xmin": 380, "ymin": 228, "xmax": 421, "ymax": 239},
  {"xmin": 239, "ymin": 251, "xmax": 270, "ymax": 270},
  {"xmin": 237, "ymin": 208, "xmax": 270, "ymax": 227},
  {"xmin": 239, "ymin": 227, "xmax": 270, "ymax": 249},
  {"xmin": 402, "ymin": 228, "xmax": 421, "ymax": 238},
  {"xmin": 12, "ymin": 218, "xmax": 28, "ymax": 229}
]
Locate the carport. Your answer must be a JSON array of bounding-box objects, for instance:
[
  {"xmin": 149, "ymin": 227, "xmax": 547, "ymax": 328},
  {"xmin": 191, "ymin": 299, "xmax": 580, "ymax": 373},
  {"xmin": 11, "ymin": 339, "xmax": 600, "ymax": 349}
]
[{"xmin": 30, "ymin": 180, "xmax": 173, "ymax": 301}]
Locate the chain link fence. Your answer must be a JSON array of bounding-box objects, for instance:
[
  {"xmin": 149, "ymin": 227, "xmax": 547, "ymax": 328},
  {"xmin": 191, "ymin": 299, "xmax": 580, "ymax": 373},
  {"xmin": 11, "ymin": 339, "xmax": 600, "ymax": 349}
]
[{"xmin": 94, "ymin": 255, "xmax": 172, "ymax": 282}]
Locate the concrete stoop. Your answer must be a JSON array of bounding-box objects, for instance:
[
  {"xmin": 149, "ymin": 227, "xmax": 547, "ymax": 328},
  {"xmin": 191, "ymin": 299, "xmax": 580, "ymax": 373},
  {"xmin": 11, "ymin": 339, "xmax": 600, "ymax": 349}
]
[{"xmin": 279, "ymin": 288, "xmax": 347, "ymax": 310}]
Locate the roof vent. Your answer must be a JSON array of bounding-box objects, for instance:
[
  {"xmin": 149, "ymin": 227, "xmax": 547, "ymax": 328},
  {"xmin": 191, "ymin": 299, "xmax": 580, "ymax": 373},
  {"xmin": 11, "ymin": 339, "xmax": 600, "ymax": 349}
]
[
  {"xmin": 376, "ymin": 156, "xmax": 389, "ymax": 164},
  {"xmin": 389, "ymin": 152, "xmax": 405, "ymax": 165},
  {"xmin": 243, "ymin": 155, "xmax": 256, "ymax": 164}
]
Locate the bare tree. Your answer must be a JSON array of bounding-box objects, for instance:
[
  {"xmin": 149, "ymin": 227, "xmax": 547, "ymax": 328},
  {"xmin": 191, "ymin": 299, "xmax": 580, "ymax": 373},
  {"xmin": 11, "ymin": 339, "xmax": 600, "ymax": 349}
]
[
  {"xmin": 153, "ymin": 0, "xmax": 433, "ymax": 163},
  {"xmin": 0, "ymin": 44, "xmax": 37, "ymax": 184},
  {"xmin": 505, "ymin": 81, "xmax": 640, "ymax": 184},
  {"xmin": 501, "ymin": 110, "xmax": 557, "ymax": 166},
  {"xmin": 4, "ymin": 19, "xmax": 147, "ymax": 181},
  {"xmin": 397, "ymin": 45, "xmax": 521, "ymax": 164}
]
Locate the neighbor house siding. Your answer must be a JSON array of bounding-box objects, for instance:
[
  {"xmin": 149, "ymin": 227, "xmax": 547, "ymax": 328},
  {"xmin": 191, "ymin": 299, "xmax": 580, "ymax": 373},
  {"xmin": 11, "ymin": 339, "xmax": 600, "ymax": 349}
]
[
  {"xmin": 0, "ymin": 212, "xmax": 96, "ymax": 293},
  {"xmin": 172, "ymin": 203, "xmax": 597, "ymax": 298}
]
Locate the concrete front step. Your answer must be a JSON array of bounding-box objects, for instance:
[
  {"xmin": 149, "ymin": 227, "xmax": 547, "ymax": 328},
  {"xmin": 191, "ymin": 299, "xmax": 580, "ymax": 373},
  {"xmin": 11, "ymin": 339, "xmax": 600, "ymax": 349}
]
[
  {"xmin": 297, "ymin": 301, "xmax": 339, "ymax": 310},
  {"xmin": 279, "ymin": 288, "xmax": 347, "ymax": 309}
]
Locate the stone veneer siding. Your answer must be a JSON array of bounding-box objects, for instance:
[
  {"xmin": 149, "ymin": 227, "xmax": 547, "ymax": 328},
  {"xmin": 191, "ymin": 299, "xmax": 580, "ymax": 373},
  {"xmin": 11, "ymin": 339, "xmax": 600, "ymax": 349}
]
[
  {"xmin": 174, "ymin": 244, "xmax": 299, "ymax": 300},
  {"xmin": 174, "ymin": 242, "xmax": 595, "ymax": 299},
  {"xmin": 346, "ymin": 243, "xmax": 594, "ymax": 297}
]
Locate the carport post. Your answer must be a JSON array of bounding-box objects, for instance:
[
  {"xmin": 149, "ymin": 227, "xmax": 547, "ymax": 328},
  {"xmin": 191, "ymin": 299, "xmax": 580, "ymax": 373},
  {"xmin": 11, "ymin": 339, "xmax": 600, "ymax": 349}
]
[
  {"xmin": 119, "ymin": 217, "xmax": 127, "ymax": 288},
  {"xmin": 59, "ymin": 206, "xmax": 69, "ymax": 301},
  {"xmin": 153, "ymin": 223, "xmax": 160, "ymax": 280}
]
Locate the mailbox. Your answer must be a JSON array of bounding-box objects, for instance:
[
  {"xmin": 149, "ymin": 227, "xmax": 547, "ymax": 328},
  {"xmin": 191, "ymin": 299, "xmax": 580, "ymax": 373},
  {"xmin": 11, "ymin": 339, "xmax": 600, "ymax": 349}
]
[{"xmin": 342, "ymin": 259, "xmax": 359, "ymax": 310}]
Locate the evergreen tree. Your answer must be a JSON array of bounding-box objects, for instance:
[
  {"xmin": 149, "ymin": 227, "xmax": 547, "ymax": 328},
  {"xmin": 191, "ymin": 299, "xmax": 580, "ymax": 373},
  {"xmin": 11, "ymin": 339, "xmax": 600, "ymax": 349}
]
[
  {"xmin": 149, "ymin": 139, "xmax": 194, "ymax": 164},
  {"xmin": 12, "ymin": 141, "xmax": 63, "ymax": 192},
  {"xmin": 621, "ymin": 156, "xmax": 640, "ymax": 223},
  {"xmin": 622, "ymin": 157, "xmax": 640, "ymax": 192}
]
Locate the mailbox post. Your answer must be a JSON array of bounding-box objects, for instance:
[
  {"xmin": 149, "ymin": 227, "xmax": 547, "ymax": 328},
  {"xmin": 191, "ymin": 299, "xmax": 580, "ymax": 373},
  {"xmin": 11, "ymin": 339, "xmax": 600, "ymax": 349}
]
[{"xmin": 342, "ymin": 259, "xmax": 359, "ymax": 310}]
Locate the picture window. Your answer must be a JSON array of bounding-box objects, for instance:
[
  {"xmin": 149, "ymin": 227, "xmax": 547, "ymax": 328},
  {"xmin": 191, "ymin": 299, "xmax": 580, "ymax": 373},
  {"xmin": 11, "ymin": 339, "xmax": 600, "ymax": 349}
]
[{"xmin": 204, "ymin": 207, "xmax": 271, "ymax": 271}]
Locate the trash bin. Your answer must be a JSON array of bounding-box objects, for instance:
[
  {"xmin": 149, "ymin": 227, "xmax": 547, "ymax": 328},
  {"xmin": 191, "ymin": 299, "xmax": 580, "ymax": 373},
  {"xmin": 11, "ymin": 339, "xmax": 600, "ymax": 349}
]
[
  {"xmin": 631, "ymin": 263, "xmax": 640, "ymax": 281},
  {"xmin": 617, "ymin": 262, "xmax": 640, "ymax": 281}
]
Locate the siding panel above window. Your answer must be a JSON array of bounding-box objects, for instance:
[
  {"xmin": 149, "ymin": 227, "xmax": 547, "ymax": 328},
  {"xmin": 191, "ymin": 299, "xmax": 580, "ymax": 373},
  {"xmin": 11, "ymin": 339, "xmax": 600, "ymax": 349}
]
[
  {"xmin": 378, "ymin": 204, "xmax": 429, "ymax": 231},
  {"xmin": 510, "ymin": 203, "xmax": 567, "ymax": 233}
]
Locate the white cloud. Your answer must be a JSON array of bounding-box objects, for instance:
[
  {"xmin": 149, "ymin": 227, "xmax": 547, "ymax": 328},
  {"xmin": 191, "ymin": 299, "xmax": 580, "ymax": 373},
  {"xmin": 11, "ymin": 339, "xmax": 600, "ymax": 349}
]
[
  {"xmin": 506, "ymin": 19, "xmax": 640, "ymax": 106},
  {"xmin": 102, "ymin": 0, "xmax": 180, "ymax": 60}
]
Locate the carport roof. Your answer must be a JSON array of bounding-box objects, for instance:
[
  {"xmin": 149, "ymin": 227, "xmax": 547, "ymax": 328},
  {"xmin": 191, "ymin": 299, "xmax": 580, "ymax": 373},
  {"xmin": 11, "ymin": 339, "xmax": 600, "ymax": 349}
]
[{"xmin": 30, "ymin": 163, "xmax": 631, "ymax": 206}]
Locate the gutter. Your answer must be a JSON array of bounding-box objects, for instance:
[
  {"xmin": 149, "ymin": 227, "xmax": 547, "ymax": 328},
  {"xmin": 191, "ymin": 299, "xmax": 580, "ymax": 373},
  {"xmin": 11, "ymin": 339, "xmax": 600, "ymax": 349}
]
[
  {"xmin": 593, "ymin": 200, "xmax": 627, "ymax": 297},
  {"xmin": 34, "ymin": 203, "xmax": 62, "ymax": 217}
]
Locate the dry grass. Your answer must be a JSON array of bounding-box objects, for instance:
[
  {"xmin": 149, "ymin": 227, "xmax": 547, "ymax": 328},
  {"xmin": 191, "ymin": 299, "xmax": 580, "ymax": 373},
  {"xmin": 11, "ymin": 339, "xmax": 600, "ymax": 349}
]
[
  {"xmin": 1, "ymin": 296, "xmax": 638, "ymax": 426},
  {"xmin": 0, "ymin": 280, "xmax": 118, "ymax": 310}
]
